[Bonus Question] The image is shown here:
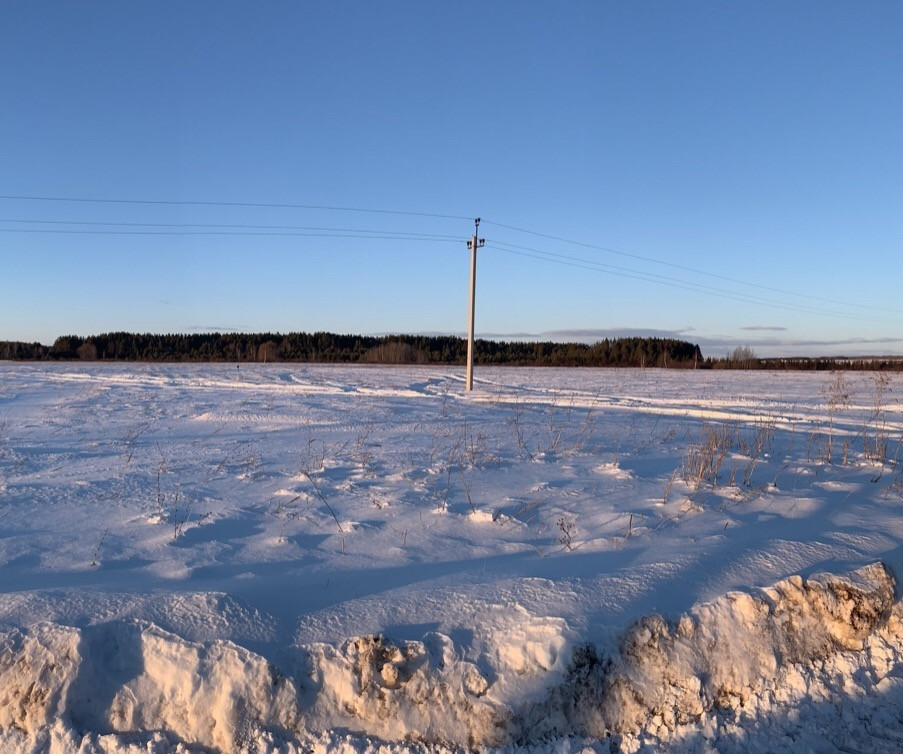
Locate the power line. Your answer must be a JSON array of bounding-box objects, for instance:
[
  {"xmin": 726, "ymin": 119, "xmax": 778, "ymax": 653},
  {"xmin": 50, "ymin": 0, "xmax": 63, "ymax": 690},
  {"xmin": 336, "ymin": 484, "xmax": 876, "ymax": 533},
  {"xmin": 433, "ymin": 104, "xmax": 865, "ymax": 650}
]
[
  {"xmin": 0, "ymin": 227, "xmax": 460, "ymax": 242},
  {"xmin": 0, "ymin": 193, "xmax": 472, "ymax": 222},
  {"xmin": 482, "ymin": 218, "xmax": 900, "ymax": 316},
  {"xmin": 0, "ymin": 217, "xmax": 460, "ymax": 240},
  {"xmin": 490, "ymin": 238, "xmax": 816, "ymax": 310},
  {"xmin": 3, "ymin": 192, "xmax": 896, "ymax": 321},
  {"xmin": 486, "ymin": 241, "xmax": 900, "ymax": 325}
]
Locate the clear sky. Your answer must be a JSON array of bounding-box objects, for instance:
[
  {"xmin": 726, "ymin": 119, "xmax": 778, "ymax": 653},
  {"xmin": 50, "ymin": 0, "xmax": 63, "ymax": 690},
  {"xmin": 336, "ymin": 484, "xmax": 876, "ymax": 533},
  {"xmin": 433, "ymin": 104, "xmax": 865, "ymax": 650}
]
[{"xmin": 2, "ymin": 2, "xmax": 902, "ymax": 357}]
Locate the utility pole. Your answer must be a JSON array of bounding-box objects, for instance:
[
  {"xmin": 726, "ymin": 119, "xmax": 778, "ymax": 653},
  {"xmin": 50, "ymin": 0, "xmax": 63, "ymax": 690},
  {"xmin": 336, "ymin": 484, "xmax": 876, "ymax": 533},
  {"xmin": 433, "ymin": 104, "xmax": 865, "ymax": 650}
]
[{"xmin": 466, "ymin": 218, "xmax": 485, "ymax": 392}]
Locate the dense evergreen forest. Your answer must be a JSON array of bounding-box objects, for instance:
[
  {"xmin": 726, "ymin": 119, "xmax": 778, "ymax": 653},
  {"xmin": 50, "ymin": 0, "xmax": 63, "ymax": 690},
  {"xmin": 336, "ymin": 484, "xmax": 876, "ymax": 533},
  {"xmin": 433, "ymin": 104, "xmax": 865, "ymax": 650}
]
[
  {"xmin": 3, "ymin": 333, "xmax": 901, "ymax": 370},
  {"xmin": 1, "ymin": 332, "xmax": 702, "ymax": 368}
]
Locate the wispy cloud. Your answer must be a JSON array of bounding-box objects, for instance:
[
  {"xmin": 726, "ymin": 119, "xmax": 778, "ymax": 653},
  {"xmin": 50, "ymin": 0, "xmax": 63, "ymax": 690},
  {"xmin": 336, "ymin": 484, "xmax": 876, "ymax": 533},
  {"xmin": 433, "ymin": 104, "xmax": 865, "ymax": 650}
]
[
  {"xmin": 475, "ymin": 331, "xmax": 538, "ymax": 339},
  {"xmin": 470, "ymin": 327, "xmax": 697, "ymax": 341},
  {"xmin": 689, "ymin": 334, "xmax": 903, "ymax": 357},
  {"xmin": 692, "ymin": 335, "xmax": 903, "ymax": 348},
  {"xmin": 186, "ymin": 325, "xmax": 248, "ymax": 333},
  {"xmin": 741, "ymin": 325, "xmax": 787, "ymax": 332},
  {"xmin": 539, "ymin": 327, "xmax": 696, "ymax": 340}
]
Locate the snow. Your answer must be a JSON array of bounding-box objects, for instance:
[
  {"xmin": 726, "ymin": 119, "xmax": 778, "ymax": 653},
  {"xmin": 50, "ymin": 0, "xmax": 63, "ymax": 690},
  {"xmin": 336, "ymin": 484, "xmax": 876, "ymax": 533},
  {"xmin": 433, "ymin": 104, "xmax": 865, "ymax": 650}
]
[{"xmin": 1, "ymin": 363, "xmax": 903, "ymax": 752}]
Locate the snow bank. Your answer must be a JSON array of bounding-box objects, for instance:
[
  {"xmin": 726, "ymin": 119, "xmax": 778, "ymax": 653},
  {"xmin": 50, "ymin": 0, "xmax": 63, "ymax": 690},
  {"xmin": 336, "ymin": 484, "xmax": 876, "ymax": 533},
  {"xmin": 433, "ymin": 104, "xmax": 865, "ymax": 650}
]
[
  {"xmin": 304, "ymin": 632, "xmax": 503, "ymax": 747},
  {"xmin": 0, "ymin": 621, "xmax": 298, "ymax": 753},
  {"xmin": 518, "ymin": 562, "xmax": 896, "ymax": 744},
  {"xmin": 0, "ymin": 563, "xmax": 898, "ymax": 752}
]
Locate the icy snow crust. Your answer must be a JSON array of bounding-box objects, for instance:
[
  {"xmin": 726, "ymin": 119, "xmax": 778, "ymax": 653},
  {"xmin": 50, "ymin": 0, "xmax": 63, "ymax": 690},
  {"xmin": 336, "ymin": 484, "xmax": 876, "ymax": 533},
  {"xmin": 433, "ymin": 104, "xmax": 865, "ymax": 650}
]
[{"xmin": 2, "ymin": 364, "xmax": 903, "ymax": 752}]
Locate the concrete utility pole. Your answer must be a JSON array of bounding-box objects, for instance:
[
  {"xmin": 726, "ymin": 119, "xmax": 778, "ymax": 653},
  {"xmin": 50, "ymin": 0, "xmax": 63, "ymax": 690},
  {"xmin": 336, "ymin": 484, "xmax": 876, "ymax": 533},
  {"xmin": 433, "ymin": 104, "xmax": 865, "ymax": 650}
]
[{"xmin": 466, "ymin": 218, "xmax": 485, "ymax": 392}]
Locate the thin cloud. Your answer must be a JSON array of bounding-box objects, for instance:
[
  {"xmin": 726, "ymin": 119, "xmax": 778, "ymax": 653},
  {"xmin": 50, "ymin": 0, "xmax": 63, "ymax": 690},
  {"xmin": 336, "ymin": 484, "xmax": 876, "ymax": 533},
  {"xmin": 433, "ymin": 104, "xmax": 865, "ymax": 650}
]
[
  {"xmin": 541, "ymin": 327, "xmax": 696, "ymax": 340},
  {"xmin": 187, "ymin": 325, "xmax": 248, "ymax": 333},
  {"xmin": 693, "ymin": 334, "xmax": 903, "ymax": 358},
  {"xmin": 694, "ymin": 335, "xmax": 903, "ymax": 348},
  {"xmin": 741, "ymin": 326, "xmax": 788, "ymax": 332},
  {"xmin": 473, "ymin": 331, "xmax": 538, "ymax": 339}
]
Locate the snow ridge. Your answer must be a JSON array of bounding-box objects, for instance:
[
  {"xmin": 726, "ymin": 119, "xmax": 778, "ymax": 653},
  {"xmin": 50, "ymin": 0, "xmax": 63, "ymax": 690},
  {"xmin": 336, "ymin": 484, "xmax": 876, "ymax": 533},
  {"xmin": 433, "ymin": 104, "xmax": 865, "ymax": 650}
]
[
  {"xmin": 518, "ymin": 562, "xmax": 895, "ymax": 745},
  {"xmin": 0, "ymin": 563, "xmax": 897, "ymax": 752}
]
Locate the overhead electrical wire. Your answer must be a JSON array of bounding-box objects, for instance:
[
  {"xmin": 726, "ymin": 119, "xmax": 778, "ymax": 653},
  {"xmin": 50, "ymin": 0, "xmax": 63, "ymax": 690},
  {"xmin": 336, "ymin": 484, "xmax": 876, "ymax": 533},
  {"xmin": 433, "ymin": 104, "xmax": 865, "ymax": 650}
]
[
  {"xmin": 0, "ymin": 228, "xmax": 460, "ymax": 242},
  {"xmin": 482, "ymin": 218, "xmax": 900, "ymax": 316},
  {"xmin": 0, "ymin": 217, "xmax": 461, "ymax": 240},
  {"xmin": 2, "ymin": 191, "xmax": 898, "ymax": 322},
  {"xmin": 0, "ymin": 193, "xmax": 472, "ymax": 222},
  {"xmin": 488, "ymin": 238, "xmax": 827, "ymax": 311},
  {"xmin": 486, "ymin": 240, "xmax": 900, "ymax": 326},
  {"xmin": 0, "ymin": 217, "xmax": 460, "ymax": 243}
]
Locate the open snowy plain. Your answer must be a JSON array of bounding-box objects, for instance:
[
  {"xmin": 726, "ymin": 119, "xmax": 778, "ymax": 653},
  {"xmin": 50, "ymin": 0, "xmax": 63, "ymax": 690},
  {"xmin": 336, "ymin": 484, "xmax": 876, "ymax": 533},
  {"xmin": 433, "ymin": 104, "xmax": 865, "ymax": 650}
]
[{"xmin": 2, "ymin": 363, "xmax": 903, "ymax": 753}]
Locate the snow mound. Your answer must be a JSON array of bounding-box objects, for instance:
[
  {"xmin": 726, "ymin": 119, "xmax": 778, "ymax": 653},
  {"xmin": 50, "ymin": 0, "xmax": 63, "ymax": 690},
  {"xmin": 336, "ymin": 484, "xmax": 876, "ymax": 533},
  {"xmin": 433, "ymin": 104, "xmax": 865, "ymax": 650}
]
[
  {"xmin": 0, "ymin": 621, "xmax": 298, "ymax": 753},
  {"xmin": 0, "ymin": 563, "xmax": 899, "ymax": 752},
  {"xmin": 518, "ymin": 561, "xmax": 896, "ymax": 743},
  {"xmin": 304, "ymin": 632, "xmax": 503, "ymax": 748},
  {"xmin": 0, "ymin": 623, "xmax": 80, "ymax": 739}
]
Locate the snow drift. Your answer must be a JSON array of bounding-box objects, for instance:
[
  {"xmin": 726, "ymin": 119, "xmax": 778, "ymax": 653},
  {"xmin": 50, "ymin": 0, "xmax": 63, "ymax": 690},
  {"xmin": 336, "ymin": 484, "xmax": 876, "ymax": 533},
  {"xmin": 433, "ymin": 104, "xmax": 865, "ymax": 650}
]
[
  {"xmin": 0, "ymin": 563, "xmax": 897, "ymax": 752},
  {"xmin": 0, "ymin": 621, "xmax": 298, "ymax": 752},
  {"xmin": 518, "ymin": 561, "xmax": 897, "ymax": 743}
]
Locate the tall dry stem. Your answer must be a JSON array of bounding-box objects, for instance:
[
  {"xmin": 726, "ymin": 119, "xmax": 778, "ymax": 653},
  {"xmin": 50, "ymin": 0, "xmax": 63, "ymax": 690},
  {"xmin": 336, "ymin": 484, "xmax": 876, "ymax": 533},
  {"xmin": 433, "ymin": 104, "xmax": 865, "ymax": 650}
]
[
  {"xmin": 823, "ymin": 371, "xmax": 851, "ymax": 464},
  {"xmin": 682, "ymin": 423, "xmax": 732, "ymax": 490}
]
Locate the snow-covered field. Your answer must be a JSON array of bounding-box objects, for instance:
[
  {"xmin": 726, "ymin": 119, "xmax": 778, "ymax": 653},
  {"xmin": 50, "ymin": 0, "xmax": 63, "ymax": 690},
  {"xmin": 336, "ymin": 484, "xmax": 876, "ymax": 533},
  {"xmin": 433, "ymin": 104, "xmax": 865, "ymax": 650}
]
[{"xmin": 2, "ymin": 363, "xmax": 903, "ymax": 753}]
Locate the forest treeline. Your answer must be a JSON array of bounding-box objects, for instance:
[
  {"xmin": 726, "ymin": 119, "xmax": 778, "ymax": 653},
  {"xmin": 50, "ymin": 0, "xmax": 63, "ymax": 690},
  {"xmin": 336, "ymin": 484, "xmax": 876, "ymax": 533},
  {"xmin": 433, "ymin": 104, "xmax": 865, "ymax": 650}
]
[
  {"xmin": 2, "ymin": 333, "xmax": 901, "ymax": 370},
  {"xmin": 1, "ymin": 332, "xmax": 702, "ymax": 368}
]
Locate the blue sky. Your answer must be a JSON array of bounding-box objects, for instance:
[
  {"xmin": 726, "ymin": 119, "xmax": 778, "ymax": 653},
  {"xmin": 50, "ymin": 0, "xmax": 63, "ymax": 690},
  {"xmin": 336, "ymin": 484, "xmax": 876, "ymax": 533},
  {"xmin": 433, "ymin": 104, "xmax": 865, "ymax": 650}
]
[{"xmin": 2, "ymin": 2, "xmax": 901, "ymax": 357}]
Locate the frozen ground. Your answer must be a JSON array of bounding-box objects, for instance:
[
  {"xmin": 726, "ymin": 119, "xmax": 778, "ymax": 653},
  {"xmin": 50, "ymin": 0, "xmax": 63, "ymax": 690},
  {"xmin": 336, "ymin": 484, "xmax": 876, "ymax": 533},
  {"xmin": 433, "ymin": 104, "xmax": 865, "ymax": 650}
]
[{"xmin": 1, "ymin": 363, "xmax": 903, "ymax": 753}]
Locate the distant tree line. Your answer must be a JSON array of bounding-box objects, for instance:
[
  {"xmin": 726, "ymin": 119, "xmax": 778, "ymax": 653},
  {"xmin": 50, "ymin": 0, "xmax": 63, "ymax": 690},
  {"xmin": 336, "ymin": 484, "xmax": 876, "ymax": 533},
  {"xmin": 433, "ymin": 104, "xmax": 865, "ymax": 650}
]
[
  {"xmin": 704, "ymin": 345, "xmax": 903, "ymax": 371},
  {"xmin": 3, "ymin": 334, "xmax": 902, "ymax": 370},
  {"xmin": 1, "ymin": 332, "xmax": 704, "ymax": 368},
  {"xmin": 711, "ymin": 356, "xmax": 903, "ymax": 371}
]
